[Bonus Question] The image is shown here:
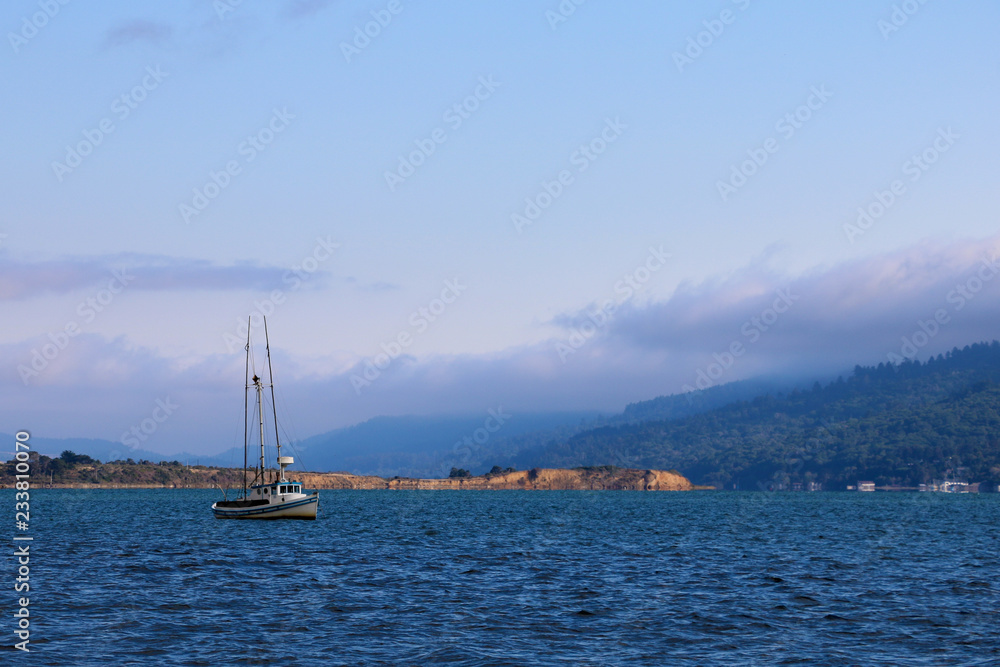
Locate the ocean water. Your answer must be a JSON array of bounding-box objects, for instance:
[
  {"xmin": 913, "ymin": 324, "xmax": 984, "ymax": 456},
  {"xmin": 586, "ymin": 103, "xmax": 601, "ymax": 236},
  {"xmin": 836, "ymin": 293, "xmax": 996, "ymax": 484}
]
[{"xmin": 7, "ymin": 489, "xmax": 1000, "ymax": 665}]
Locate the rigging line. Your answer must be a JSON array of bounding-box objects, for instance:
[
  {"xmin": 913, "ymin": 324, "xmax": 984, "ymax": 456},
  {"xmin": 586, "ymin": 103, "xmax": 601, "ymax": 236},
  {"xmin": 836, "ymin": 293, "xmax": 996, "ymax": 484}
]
[
  {"xmin": 271, "ymin": 384, "xmax": 310, "ymax": 472},
  {"xmin": 277, "ymin": 423, "xmax": 308, "ymax": 472},
  {"xmin": 222, "ymin": 357, "xmax": 246, "ymax": 471},
  {"xmin": 248, "ymin": 326, "xmax": 271, "ymax": 484},
  {"xmin": 281, "ymin": 424, "xmax": 309, "ymax": 471},
  {"xmin": 247, "ymin": 423, "xmax": 257, "ymax": 487},
  {"xmin": 263, "ymin": 316, "xmax": 282, "ymax": 466},
  {"xmin": 277, "ymin": 380, "xmax": 309, "ymax": 471},
  {"xmin": 266, "ymin": 389, "xmax": 312, "ymax": 474},
  {"xmin": 250, "ymin": 388, "xmax": 266, "ymax": 487},
  {"xmin": 260, "ymin": 394, "xmax": 279, "ymax": 481},
  {"xmin": 225, "ymin": 395, "xmax": 243, "ymax": 472},
  {"xmin": 243, "ymin": 315, "xmax": 250, "ymax": 497},
  {"xmin": 273, "ymin": 387, "xmax": 295, "ymax": 443}
]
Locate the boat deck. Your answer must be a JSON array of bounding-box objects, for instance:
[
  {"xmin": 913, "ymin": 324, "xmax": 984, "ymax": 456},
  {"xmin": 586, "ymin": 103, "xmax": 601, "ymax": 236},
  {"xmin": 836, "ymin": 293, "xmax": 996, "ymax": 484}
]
[{"xmin": 214, "ymin": 498, "xmax": 269, "ymax": 509}]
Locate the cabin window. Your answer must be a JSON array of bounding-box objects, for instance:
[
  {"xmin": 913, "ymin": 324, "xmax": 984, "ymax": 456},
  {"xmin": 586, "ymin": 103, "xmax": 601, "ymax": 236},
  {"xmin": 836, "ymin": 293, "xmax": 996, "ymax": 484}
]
[{"xmin": 280, "ymin": 485, "xmax": 287, "ymax": 493}]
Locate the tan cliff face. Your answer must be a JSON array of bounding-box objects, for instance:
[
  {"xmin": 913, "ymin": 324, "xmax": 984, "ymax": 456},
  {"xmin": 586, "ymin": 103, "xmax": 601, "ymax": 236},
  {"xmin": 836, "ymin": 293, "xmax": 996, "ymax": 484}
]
[{"xmin": 295, "ymin": 467, "xmax": 694, "ymax": 491}]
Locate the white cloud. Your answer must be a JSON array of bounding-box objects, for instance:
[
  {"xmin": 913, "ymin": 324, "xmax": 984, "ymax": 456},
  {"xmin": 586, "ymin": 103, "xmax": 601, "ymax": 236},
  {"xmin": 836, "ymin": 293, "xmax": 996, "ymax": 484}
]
[{"xmin": 0, "ymin": 253, "xmax": 331, "ymax": 300}]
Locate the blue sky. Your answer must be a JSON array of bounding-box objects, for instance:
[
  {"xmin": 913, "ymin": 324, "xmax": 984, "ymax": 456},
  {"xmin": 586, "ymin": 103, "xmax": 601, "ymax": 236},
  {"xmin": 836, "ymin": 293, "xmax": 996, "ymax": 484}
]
[{"xmin": 2, "ymin": 0, "xmax": 999, "ymax": 455}]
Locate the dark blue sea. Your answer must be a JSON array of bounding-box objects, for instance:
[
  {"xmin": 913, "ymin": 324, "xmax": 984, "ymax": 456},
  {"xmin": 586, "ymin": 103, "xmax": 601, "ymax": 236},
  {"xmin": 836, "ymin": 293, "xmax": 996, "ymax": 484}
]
[{"xmin": 7, "ymin": 490, "xmax": 1000, "ymax": 665}]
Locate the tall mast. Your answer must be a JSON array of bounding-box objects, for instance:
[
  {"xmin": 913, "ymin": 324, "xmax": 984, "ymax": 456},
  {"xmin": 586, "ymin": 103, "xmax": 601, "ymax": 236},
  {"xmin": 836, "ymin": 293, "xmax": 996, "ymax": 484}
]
[
  {"xmin": 264, "ymin": 316, "xmax": 281, "ymax": 482},
  {"xmin": 243, "ymin": 317, "xmax": 250, "ymax": 497},
  {"xmin": 256, "ymin": 374, "xmax": 266, "ymax": 481}
]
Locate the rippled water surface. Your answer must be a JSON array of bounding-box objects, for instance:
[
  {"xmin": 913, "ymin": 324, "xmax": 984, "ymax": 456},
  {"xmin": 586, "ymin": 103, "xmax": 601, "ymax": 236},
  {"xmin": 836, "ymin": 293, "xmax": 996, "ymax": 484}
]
[{"xmin": 9, "ymin": 490, "xmax": 1000, "ymax": 665}]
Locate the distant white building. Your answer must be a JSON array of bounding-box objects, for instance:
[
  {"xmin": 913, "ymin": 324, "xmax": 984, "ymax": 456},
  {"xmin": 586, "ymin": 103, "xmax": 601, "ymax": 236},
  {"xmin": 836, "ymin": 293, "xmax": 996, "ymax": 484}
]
[{"xmin": 857, "ymin": 481, "xmax": 875, "ymax": 492}]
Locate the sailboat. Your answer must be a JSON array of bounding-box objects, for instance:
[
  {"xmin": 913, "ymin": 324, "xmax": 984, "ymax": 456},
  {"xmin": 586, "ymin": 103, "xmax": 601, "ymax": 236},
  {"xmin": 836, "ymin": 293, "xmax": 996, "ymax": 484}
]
[{"xmin": 212, "ymin": 316, "xmax": 319, "ymax": 520}]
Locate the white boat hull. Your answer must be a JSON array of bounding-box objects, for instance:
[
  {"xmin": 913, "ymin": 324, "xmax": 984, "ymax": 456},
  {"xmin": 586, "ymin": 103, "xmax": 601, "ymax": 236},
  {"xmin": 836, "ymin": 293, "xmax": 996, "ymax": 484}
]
[{"xmin": 212, "ymin": 492, "xmax": 319, "ymax": 520}]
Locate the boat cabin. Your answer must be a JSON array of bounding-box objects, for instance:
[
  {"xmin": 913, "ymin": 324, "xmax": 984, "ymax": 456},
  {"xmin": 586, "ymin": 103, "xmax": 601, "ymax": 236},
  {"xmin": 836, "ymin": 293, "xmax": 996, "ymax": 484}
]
[{"xmin": 249, "ymin": 482, "xmax": 304, "ymax": 500}]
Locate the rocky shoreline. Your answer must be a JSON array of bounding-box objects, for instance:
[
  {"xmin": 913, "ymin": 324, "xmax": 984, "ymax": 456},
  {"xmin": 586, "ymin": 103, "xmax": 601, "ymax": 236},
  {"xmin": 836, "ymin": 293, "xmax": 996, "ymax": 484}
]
[{"xmin": 6, "ymin": 465, "xmax": 700, "ymax": 491}]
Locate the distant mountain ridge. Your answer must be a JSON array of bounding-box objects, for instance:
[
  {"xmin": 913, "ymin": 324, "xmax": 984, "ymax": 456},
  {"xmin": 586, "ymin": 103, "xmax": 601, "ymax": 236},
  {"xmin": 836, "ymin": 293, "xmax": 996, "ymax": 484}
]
[{"xmin": 297, "ymin": 411, "xmax": 602, "ymax": 477}]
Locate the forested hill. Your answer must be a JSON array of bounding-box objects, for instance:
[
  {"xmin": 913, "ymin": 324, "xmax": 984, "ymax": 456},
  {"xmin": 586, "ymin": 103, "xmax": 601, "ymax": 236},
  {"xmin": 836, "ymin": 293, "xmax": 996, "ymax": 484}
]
[
  {"xmin": 616, "ymin": 377, "xmax": 793, "ymax": 424},
  {"xmin": 520, "ymin": 342, "xmax": 1000, "ymax": 489}
]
